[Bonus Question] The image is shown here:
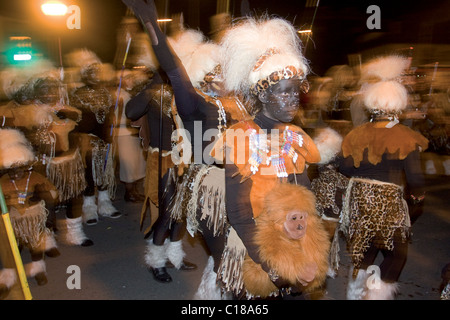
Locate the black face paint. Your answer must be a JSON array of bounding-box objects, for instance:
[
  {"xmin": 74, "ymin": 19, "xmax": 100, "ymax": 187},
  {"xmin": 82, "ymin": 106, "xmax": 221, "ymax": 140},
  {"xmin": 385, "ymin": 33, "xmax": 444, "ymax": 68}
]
[
  {"xmin": 261, "ymin": 79, "xmax": 302, "ymax": 123},
  {"xmin": 83, "ymin": 64, "xmax": 102, "ymax": 86}
]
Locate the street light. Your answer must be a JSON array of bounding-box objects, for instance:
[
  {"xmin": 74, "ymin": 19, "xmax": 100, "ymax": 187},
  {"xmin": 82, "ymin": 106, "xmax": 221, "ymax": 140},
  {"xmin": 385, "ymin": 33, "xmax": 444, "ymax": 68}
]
[
  {"xmin": 41, "ymin": 1, "xmax": 68, "ymax": 16},
  {"xmin": 40, "ymin": 1, "xmax": 69, "ymax": 67}
]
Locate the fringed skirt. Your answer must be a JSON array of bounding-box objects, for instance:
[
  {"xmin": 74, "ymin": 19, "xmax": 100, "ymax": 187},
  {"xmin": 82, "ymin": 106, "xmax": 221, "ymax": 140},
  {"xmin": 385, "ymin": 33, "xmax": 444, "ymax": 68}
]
[
  {"xmin": 46, "ymin": 148, "xmax": 87, "ymax": 202},
  {"xmin": 90, "ymin": 137, "xmax": 116, "ymax": 198},
  {"xmin": 9, "ymin": 201, "xmax": 49, "ymax": 250},
  {"xmin": 170, "ymin": 164, "xmax": 227, "ymax": 237},
  {"xmin": 340, "ymin": 177, "xmax": 410, "ymax": 272},
  {"xmin": 169, "ymin": 164, "xmax": 247, "ymax": 295}
]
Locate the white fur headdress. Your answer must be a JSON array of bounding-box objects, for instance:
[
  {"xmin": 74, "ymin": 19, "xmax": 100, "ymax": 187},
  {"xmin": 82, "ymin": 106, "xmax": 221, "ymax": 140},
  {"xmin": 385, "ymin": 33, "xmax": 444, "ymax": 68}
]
[
  {"xmin": 360, "ymin": 55, "xmax": 410, "ymax": 114},
  {"xmin": 1, "ymin": 59, "xmax": 59, "ymax": 100},
  {"xmin": 168, "ymin": 29, "xmax": 222, "ymax": 89},
  {"xmin": 220, "ymin": 16, "xmax": 309, "ymax": 97},
  {"xmin": 0, "ymin": 128, "xmax": 35, "ymax": 169},
  {"xmin": 65, "ymin": 48, "xmax": 116, "ymax": 83},
  {"xmin": 65, "ymin": 48, "xmax": 102, "ymax": 71}
]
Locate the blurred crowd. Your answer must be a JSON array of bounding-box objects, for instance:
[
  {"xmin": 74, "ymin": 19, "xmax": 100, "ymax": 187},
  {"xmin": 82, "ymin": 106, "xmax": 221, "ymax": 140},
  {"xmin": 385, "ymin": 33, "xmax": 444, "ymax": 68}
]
[{"xmin": 301, "ymin": 60, "xmax": 450, "ymax": 175}]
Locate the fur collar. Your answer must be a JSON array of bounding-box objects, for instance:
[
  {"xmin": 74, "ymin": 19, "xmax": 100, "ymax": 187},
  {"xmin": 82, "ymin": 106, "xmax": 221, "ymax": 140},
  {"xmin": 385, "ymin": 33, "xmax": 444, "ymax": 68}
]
[{"xmin": 342, "ymin": 122, "xmax": 428, "ymax": 167}]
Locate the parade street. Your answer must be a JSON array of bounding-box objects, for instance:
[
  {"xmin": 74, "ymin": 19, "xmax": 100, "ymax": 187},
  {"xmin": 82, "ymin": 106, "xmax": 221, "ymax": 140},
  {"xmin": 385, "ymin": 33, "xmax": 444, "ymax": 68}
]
[{"xmin": 6, "ymin": 173, "xmax": 447, "ymax": 301}]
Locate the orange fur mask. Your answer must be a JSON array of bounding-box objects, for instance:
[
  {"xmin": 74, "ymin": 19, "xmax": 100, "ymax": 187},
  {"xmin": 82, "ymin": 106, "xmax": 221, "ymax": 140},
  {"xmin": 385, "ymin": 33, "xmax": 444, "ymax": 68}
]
[{"xmin": 242, "ymin": 183, "xmax": 330, "ymax": 298}]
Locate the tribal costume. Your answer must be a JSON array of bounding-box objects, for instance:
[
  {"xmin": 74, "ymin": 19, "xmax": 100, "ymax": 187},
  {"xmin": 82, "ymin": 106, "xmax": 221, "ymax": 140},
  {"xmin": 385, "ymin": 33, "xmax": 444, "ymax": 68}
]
[
  {"xmin": 67, "ymin": 49, "xmax": 121, "ymax": 225},
  {"xmin": 0, "ymin": 128, "xmax": 59, "ymax": 291},
  {"xmin": 337, "ymin": 55, "xmax": 428, "ymax": 300}
]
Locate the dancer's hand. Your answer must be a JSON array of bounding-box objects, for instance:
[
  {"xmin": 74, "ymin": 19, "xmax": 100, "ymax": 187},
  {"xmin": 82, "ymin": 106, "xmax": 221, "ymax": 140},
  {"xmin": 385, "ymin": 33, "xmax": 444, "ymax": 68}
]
[
  {"xmin": 122, "ymin": 0, "xmax": 158, "ymax": 24},
  {"xmin": 122, "ymin": 0, "xmax": 159, "ymax": 44}
]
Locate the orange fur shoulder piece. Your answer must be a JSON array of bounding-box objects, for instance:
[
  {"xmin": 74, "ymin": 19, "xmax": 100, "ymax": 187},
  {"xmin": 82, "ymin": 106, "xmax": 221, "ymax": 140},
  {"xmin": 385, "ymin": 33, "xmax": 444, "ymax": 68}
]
[
  {"xmin": 242, "ymin": 183, "xmax": 331, "ymax": 298},
  {"xmin": 342, "ymin": 122, "xmax": 429, "ymax": 167},
  {"xmin": 215, "ymin": 120, "xmax": 320, "ymax": 179},
  {"xmin": 212, "ymin": 120, "xmax": 321, "ymax": 218}
]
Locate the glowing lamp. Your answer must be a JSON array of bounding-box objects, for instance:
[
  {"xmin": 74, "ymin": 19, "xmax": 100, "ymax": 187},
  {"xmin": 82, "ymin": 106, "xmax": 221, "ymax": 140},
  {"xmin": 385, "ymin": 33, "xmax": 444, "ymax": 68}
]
[
  {"xmin": 41, "ymin": 1, "xmax": 68, "ymax": 16},
  {"xmin": 13, "ymin": 54, "xmax": 32, "ymax": 61}
]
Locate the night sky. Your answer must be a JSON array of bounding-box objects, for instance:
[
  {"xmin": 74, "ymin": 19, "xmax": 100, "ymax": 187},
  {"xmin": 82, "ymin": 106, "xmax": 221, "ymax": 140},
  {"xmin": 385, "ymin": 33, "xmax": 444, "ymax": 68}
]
[{"xmin": 0, "ymin": 0, "xmax": 448, "ymax": 76}]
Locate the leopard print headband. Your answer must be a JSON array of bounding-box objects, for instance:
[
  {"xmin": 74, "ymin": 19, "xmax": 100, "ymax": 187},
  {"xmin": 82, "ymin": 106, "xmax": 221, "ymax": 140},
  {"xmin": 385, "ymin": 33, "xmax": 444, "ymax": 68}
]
[{"xmin": 249, "ymin": 48, "xmax": 307, "ymax": 96}]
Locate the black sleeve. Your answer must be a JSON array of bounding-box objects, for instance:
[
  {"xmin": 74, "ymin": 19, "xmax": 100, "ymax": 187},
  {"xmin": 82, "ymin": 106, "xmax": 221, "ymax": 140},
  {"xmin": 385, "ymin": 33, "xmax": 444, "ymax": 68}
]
[
  {"xmin": 146, "ymin": 14, "xmax": 201, "ymax": 118},
  {"xmin": 125, "ymin": 81, "xmax": 153, "ymax": 121},
  {"xmin": 224, "ymin": 164, "xmax": 262, "ymax": 265}
]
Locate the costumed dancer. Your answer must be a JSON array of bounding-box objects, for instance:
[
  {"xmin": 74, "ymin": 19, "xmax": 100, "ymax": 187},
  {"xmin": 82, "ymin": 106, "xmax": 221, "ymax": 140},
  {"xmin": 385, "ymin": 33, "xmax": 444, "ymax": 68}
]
[
  {"xmin": 0, "ymin": 61, "xmax": 91, "ymax": 248},
  {"xmin": 0, "ymin": 128, "xmax": 59, "ymax": 291},
  {"xmin": 122, "ymin": 0, "xmax": 250, "ymax": 290},
  {"xmin": 337, "ymin": 55, "xmax": 428, "ymax": 300},
  {"xmin": 125, "ymin": 30, "xmax": 196, "ymax": 283},
  {"xmin": 66, "ymin": 49, "xmax": 121, "ymax": 225},
  {"xmin": 210, "ymin": 15, "xmax": 329, "ymax": 299}
]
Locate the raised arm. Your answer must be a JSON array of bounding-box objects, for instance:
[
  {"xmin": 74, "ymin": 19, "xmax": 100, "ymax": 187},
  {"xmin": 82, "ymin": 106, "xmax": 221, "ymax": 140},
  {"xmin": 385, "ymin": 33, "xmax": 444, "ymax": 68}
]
[{"xmin": 122, "ymin": 0, "xmax": 201, "ymax": 117}]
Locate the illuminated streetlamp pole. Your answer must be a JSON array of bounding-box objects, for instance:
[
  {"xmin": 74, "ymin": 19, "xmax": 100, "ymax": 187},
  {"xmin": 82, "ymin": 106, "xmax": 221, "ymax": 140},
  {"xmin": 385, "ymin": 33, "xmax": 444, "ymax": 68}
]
[{"xmin": 41, "ymin": 1, "xmax": 67, "ymax": 67}]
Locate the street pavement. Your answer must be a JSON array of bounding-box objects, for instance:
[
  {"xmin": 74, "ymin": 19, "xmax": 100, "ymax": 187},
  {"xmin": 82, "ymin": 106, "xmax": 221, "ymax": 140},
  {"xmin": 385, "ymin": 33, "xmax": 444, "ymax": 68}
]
[{"xmin": 3, "ymin": 173, "xmax": 450, "ymax": 301}]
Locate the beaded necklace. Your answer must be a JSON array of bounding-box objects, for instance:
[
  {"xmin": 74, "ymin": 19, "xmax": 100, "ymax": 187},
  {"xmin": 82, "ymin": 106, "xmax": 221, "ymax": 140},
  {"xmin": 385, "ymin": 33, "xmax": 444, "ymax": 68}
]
[
  {"xmin": 10, "ymin": 170, "xmax": 32, "ymax": 205},
  {"xmin": 247, "ymin": 125, "xmax": 304, "ymax": 178}
]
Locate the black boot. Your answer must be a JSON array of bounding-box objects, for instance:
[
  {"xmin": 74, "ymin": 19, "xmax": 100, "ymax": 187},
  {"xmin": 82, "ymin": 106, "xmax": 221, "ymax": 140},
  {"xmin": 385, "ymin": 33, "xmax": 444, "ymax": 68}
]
[
  {"xmin": 35, "ymin": 272, "xmax": 48, "ymax": 286},
  {"xmin": 151, "ymin": 267, "xmax": 172, "ymax": 283}
]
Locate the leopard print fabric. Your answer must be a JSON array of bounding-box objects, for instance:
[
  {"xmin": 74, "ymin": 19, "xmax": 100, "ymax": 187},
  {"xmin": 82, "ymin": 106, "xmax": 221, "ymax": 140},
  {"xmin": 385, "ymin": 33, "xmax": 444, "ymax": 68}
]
[
  {"xmin": 311, "ymin": 166, "xmax": 349, "ymax": 220},
  {"xmin": 340, "ymin": 177, "xmax": 410, "ymax": 270}
]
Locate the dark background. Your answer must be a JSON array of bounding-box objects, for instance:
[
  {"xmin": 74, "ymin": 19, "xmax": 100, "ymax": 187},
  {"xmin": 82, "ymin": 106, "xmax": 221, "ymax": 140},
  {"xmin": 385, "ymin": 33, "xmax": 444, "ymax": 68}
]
[{"xmin": 0, "ymin": 0, "xmax": 449, "ymax": 75}]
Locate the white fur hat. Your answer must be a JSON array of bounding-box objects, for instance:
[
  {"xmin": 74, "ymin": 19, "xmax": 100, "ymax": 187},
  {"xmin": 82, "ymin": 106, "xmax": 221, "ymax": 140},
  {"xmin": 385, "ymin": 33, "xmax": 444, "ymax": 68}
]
[
  {"xmin": 363, "ymin": 80, "xmax": 408, "ymax": 114},
  {"xmin": 184, "ymin": 41, "xmax": 222, "ymax": 89},
  {"xmin": 65, "ymin": 48, "xmax": 116, "ymax": 83},
  {"xmin": 168, "ymin": 28, "xmax": 222, "ymax": 89},
  {"xmin": 220, "ymin": 16, "xmax": 309, "ymax": 97},
  {"xmin": 313, "ymin": 127, "xmax": 343, "ymax": 165},
  {"xmin": 65, "ymin": 48, "xmax": 102, "ymax": 71},
  {"xmin": 1, "ymin": 59, "xmax": 59, "ymax": 100},
  {"xmin": 360, "ymin": 55, "xmax": 410, "ymax": 114},
  {"xmin": 0, "ymin": 128, "xmax": 35, "ymax": 169},
  {"xmin": 168, "ymin": 28, "xmax": 205, "ymax": 64}
]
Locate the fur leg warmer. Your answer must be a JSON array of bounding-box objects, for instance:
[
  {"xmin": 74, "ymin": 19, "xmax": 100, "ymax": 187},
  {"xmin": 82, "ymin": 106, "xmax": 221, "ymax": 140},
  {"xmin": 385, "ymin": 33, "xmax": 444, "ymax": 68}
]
[
  {"xmin": 365, "ymin": 280, "xmax": 399, "ymax": 300},
  {"xmin": 347, "ymin": 267, "xmax": 369, "ymax": 300},
  {"xmin": 194, "ymin": 256, "xmax": 223, "ymax": 300},
  {"xmin": 25, "ymin": 260, "xmax": 47, "ymax": 286},
  {"xmin": 56, "ymin": 217, "xmax": 91, "ymax": 246},
  {"xmin": 0, "ymin": 268, "xmax": 17, "ymax": 289},
  {"xmin": 82, "ymin": 195, "xmax": 98, "ymax": 225},
  {"xmin": 97, "ymin": 190, "xmax": 121, "ymax": 218},
  {"xmin": 144, "ymin": 239, "xmax": 168, "ymax": 269},
  {"xmin": 25, "ymin": 260, "xmax": 46, "ymax": 278},
  {"xmin": 167, "ymin": 240, "xmax": 186, "ymax": 270}
]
